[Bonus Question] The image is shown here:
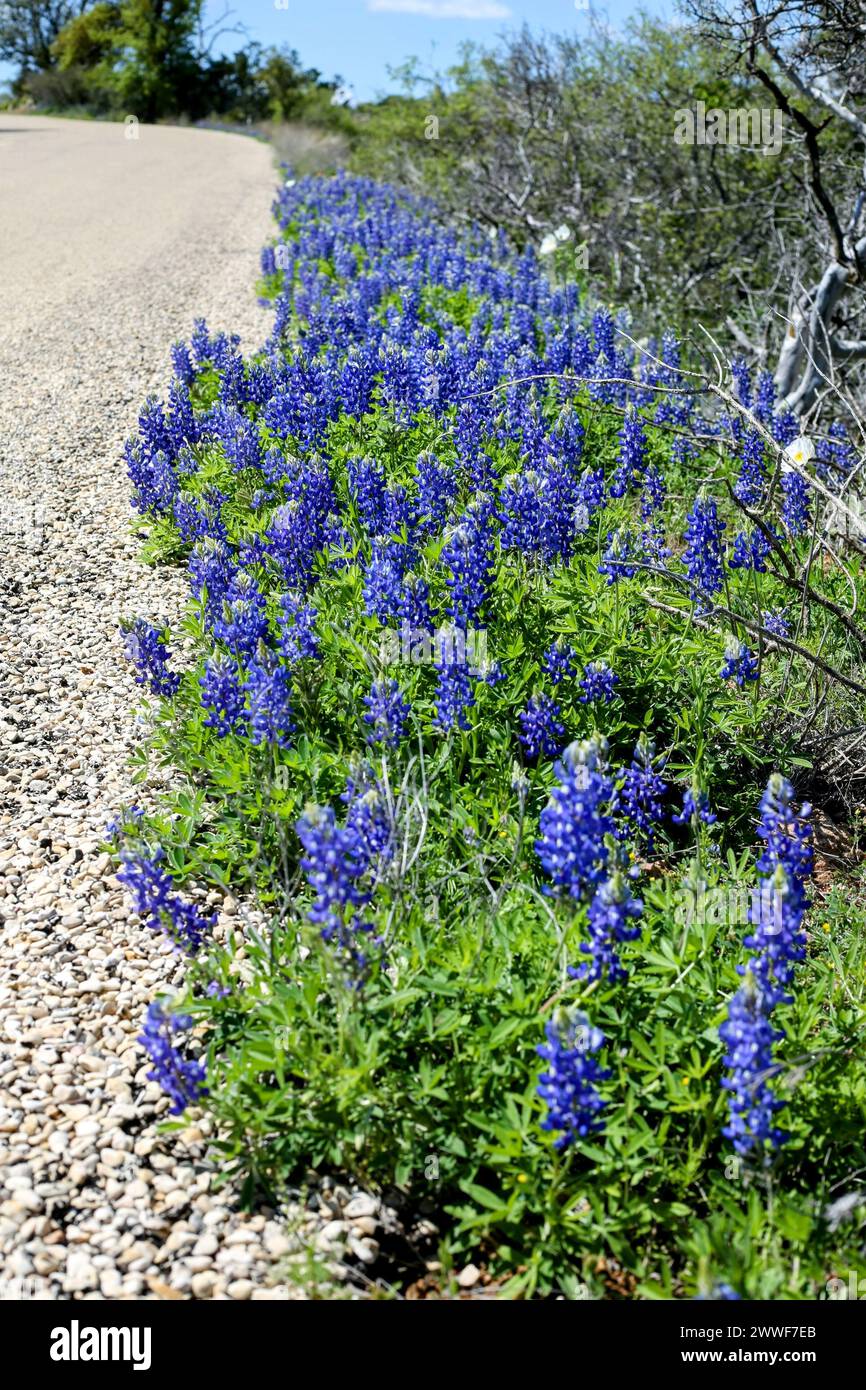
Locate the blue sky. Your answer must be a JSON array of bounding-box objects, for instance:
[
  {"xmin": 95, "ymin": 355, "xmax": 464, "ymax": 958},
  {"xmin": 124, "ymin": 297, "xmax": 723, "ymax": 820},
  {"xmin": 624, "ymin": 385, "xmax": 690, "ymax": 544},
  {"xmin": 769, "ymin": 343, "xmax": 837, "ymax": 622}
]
[
  {"xmin": 210, "ymin": 0, "xmax": 673, "ymax": 102},
  {"xmin": 2, "ymin": 0, "xmax": 674, "ymax": 103}
]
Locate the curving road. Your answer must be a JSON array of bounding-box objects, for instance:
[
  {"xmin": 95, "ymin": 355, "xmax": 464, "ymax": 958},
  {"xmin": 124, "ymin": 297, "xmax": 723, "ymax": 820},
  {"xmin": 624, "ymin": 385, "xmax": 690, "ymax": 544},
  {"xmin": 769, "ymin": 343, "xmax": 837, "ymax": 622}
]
[{"xmin": 0, "ymin": 116, "xmax": 299, "ymax": 1300}]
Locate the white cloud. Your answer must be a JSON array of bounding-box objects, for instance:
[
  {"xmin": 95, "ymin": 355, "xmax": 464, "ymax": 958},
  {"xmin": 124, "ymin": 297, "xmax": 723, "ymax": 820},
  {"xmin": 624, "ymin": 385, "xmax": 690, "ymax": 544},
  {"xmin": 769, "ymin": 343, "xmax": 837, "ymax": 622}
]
[{"xmin": 368, "ymin": 0, "xmax": 511, "ymax": 18}]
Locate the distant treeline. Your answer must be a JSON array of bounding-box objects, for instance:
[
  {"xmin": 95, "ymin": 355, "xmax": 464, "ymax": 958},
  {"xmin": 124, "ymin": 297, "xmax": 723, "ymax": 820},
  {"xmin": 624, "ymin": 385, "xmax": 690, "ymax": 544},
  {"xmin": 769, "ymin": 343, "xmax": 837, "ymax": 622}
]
[{"xmin": 0, "ymin": 0, "xmax": 351, "ymax": 126}]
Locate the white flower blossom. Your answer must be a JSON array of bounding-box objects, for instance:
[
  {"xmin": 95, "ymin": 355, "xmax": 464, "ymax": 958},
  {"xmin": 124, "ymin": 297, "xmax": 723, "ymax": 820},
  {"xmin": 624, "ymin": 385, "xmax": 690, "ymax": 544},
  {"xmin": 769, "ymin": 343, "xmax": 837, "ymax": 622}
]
[{"xmin": 782, "ymin": 435, "xmax": 815, "ymax": 473}]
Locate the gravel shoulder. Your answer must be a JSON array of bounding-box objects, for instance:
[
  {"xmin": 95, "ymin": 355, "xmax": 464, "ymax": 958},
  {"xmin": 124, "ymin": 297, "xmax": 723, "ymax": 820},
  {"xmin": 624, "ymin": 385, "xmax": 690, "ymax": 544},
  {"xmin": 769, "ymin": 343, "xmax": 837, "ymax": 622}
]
[{"xmin": 0, "ymin": 114, "xmax": 300, "ymax": 1301}]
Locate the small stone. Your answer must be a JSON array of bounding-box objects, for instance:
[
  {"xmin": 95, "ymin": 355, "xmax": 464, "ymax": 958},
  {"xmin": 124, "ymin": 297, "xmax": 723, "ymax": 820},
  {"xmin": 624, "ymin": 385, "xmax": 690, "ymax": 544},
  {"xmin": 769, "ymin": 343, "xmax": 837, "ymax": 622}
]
[
  {"xmin": 317, "ymin": 1219, "xmax": 347, "ymax": 1247},
  {"xmin": 347, "ymin": 1234, "xmax": 379, "ymax": 1265},
  {"xmin": 344, "ymin": 1193, "xmax": 378, "ymax": 1220},
  {"xmin": 64, "ymin": 1251, "xmax": 98, "ymax": 1293},
  {"xmin": 227, "ymin": 1278, "xmax": 254, "ymax": 1300},
  {"xmin": 191, "ymin": 1271, "xmax": 218, "ymax": 1298},
  {"xmin": 264, "ymin": 1232, "xmax": 291, "ymax": 1258}
]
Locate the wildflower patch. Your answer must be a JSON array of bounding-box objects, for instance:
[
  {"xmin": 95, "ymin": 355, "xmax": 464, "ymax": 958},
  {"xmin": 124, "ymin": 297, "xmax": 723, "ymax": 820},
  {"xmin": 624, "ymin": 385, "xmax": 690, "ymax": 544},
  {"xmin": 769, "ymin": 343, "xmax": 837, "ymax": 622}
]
[{"xmin": 112, "ymin": 173, "xmax": 866, "ymax": 1299}]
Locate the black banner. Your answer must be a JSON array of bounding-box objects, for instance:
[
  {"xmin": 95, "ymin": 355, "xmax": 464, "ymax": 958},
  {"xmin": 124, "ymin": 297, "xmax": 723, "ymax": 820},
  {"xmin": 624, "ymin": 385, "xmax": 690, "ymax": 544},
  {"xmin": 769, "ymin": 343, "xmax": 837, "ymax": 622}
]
[{"xmin": 0, "ymin": 1295, "xmax": 861, "ymax": 1376}]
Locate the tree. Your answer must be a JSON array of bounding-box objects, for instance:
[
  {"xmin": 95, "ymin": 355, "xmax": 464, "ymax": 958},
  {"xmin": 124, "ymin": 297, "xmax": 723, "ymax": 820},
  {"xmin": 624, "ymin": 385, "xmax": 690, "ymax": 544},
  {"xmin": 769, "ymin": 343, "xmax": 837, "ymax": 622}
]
[
  {"xmin": 0, "ymin": 0, "xmax": 89, "ymax": 80},
  {"xmin": 104, "ymin": 0, "xmax": 200, "ymax": 120},
  {"xmin": 52, "ymin": 0, "xmax": 203, "ymax": 119},
  {"xmin": 685, "ymin": 0, "xmax": 866, "ymax": 415},
  {"xmin": 352, "ymin": 21, "xmax": 808, "ymax": 336}
]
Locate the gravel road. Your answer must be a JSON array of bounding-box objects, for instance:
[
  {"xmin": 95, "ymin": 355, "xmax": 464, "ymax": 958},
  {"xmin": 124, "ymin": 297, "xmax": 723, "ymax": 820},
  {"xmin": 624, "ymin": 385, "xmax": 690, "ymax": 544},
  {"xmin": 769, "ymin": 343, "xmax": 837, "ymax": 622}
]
[{"xmin": 0, "ymin": 114, "xmax": 302, "ymax": 1300}]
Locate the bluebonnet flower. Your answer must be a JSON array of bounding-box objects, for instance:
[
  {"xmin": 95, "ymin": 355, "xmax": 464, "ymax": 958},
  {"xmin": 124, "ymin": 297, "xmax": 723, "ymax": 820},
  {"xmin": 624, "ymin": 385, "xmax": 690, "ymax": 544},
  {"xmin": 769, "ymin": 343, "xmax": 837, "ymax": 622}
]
[
  {"xmin": 415, "ymin": 453, "xmax": 457, "ymax": 533},
  {"xmin": 720, "ymin": 637, "xmax": 759, "ymax": 687},
  {"xmin": 615, "ymin": 736, "xmax": 668, "ymax": 848},
  {"xmin": 537, "ymin": 1008, "xmax": 610, "ymax": 1149},
  {"xmin": 771, "ymin": 410, "xmax": 799, "ymax": 448},
  {"xmin": 212, "ymin": 594, "xmax": 268, "ymax": 660},
  {"xmin": 298, "ymin": 804, "xmax": 369, "ymax": 930},
  {"xmin": 592, "ymin": 307, "xmax": 616, "ymax": 364},
  {"xmin": 762, "ymin": 609, "xmax": 790, "ymax": 639},
  {"xmin": 728, "ymin": 531, "xmax": 752, "ymax": 571},
  {"xmin": 121, "ymin": 619, "xmax": 181, "ymax": 698},
  {"xmin": 189, "ymin": 537, "xmax": 236, "ymax": 625},
  {"xmin": 598, "ymin": 528, "xmax": 638, "ymax": 584},
  {"xmin": 348, "ymin": 456, "xmax": 387, "ymax": 533},
  {"xmin": 166, "ymin": 381, "xmax": 199, "ymax": 454},
  {"xmin": 731, "ymin": 357, "xmax": 752, "ymax": 408},
  {"xmin": 729, "ymin": 528, "xmax": 770, "ymax": 572},
  {"xmin": 683, "ymin": 498, "xmax": 726, "ymax": 607},
  {"xmin": 754, "ymin": 370, "xmax": 775, "ymax": 424},
  {"xmin": 138, "ymin": 1000, "xmax": 208, "ymax": 1115},
  {"xmin": 442, "ymin": 502, "xmax": 494, "ymax": 628},
  {"xmin": 816, "ymin": 421, "xmax": 856, "ymax": 492},
  {"xmin": 381, "ymin": 484, "xmax": 413, "ymax": 540},
  {"xmin": 363, "ymin": 542, "xmax": 404, "ymax": 624},
  {"xmin": 672, "ymin": 785, "xmax": 717, "ymax": 827},
  {"xmin": 363, "ymin": 679, "xmax": 410, "ymax": 748},
  {"xmin": 536, "ymin": 456, "xmax": 584, "ymax": 564},
  {"xmin": 499, "ymin": 470, "xmax": 545, "ymax": 554},
  {"xmin": 578, "ymin": 465, "xmax": 605, "ymax": 515},
  {"xmin": 212, "ymin": 574, "xmax": 269, "ymax": 658},
  {"xmin": 267, "ymin": 492, "xmax": 331, "ymax": 593},
  {"xmin": 174, "ymin": 489, "xmax": 226, "ymax": 545},
  {"xmin": 572, "ymin": 870, "xmax": 643, "ymax": 984},
  {"xmin": 171, "ymin": 341, "xmax": 194, "ymax": 385},
  {"xmin": 105, "ymin": 805, "xmax": 144, "ymax": 840},
  {"xmin": 640, "ymin": 465, "xmax": 666, "ymax": 519},
  {"xmin": 342, "ymin": 760, "xmax": 394, "ymax": 863},
  {"xmin": 210, "ymin": 404, "xmax": 262, "ymax": 474},
  {"xmin": 325, "ymin": 520, "xmax": 355, "ymax": 572},
  {"xmin": 137, "ymin": 396, "xmax": 173, "ymax": 461},
  {"xmin": 781, "ymin": 471, "xmax": 811, "ymax": 535},
  {"xmin": 278, "ymin": 592, "xmax": 319, "ymax": 663},
  {"xmin": 518, "ymin": 694, "xmax": 565, "ymax": 761},
  {"xmin": 640, "ymin": 523, "xmax": 670, "ymax": 564},
  {"xmin": 579, "ymin": 660, "xmax": 618, "ymax": 704},
  {"xmin": 297, "ymin": 803, "xmax": 382, "ymax": 977},
  {"xmin": 543, "ymin": 640, "xmax": 577, "ymax": 685},
  {"xmin": 742, "ymin": 775, "xmax": 812, "ymax": 1008},
  {"xmin": 609, "ymin": 408, "xmax": 647, "ymax": 498},
  {"xmin": 397, "ymin": 573, "xmax": 432, "ymax": 634},
  {"xmin": 190, "ymin": 318, "xmax": 239, "ymax": 369},
  {"xmin": 118, "ymin": 851, "xmax": 215, "ymax": 954},
  {"xmin": 200, "ymin": 651, "xmax": 245, "ymax": 736},
  {"xmin": 125, "ymin": 439, "xmax": 178, "ymax": 516},
  {"xmin": 536, "ymin": 737, "xmax": 614, "ymax": 899},
  {"xmin": 719, "ymin": 976, "xmax": 787, "ymax": 1158},
  {"xmin": 433, "ymin": 655, "xmax": 475, "ymax": 732},
  {"xmin": 734, "ymin": 429, "xmax": 766, "ymax": 505},
  {"xmin": 244, "ymin": 649, "xmax": 295, "ymax": 748},
  {"xmin": 476, "ymin": 658, "xmax": 505, "ymax": 686}
]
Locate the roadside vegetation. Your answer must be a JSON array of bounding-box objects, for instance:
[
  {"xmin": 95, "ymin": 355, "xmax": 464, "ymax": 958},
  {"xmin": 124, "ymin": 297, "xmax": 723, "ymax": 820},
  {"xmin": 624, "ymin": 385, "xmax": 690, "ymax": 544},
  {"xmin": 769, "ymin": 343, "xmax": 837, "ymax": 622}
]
[{"xmin": 113, "ymin": 172, "xmax": 866, "ymax": 1298}]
